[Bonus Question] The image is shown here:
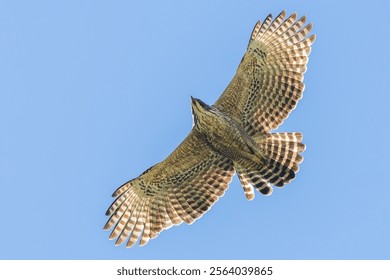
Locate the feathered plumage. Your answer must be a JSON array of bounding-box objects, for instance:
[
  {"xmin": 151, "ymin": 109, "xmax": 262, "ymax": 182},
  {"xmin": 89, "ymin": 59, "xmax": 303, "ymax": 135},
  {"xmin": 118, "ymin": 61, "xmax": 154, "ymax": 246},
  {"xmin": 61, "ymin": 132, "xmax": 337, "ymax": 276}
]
[{"xmin": 104, "ymin": 11, "xmax": 315, "ymax": 248}]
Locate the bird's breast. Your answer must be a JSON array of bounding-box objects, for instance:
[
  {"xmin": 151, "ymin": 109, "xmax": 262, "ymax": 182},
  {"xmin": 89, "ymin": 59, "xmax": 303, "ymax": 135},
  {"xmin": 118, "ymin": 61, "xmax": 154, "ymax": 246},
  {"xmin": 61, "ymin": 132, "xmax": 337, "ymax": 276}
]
[{"xmin": 200, "ymin": 114, "xmax": 257, "ymax": 162}]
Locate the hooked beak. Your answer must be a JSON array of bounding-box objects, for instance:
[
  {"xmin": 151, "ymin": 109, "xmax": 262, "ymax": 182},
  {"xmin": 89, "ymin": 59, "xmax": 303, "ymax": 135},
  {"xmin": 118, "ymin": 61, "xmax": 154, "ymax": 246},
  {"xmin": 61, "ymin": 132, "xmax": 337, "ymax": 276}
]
[
  {"xmin": 191, "ymin": 96, "xmax": 197, "ymax": 105},
  {"xmin": 190, "ymin": 96, "xmax": 208, "ymax": 109}
]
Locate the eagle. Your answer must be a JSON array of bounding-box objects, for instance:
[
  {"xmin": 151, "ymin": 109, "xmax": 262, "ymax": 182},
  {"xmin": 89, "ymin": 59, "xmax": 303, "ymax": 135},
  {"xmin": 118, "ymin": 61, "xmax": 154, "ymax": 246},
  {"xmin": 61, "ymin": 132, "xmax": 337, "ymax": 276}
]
[{"xmin": 104, "ymin": 11, "xmax": 316, "ymax": 248}]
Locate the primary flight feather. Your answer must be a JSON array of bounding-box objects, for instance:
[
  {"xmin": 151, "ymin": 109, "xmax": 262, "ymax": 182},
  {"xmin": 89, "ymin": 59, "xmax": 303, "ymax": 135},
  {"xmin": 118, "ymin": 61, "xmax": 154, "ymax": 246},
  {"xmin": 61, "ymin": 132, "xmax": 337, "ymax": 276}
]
[{"xmin": 104, "ymin": 10, "xmax": 316, "ymax": 248}]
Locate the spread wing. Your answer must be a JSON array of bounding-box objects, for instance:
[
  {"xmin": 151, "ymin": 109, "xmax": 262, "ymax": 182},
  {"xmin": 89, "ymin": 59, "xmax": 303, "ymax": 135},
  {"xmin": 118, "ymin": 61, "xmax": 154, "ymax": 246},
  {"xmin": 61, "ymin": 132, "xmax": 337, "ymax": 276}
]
[
  {"xmin": 104, "ymin": 130, "xmax": 235, "ymax": 247},
  {"xmin": 214, "ymin": 11, "xmax": 316, "ymax": 135}
]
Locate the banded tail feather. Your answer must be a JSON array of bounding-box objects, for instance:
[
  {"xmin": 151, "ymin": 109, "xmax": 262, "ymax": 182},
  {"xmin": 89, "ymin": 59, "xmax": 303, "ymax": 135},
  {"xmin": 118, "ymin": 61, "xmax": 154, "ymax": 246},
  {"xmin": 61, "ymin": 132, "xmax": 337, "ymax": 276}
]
[{"xmin": 236, "ymin": 132, "xmax": 305, "ymax": 200}]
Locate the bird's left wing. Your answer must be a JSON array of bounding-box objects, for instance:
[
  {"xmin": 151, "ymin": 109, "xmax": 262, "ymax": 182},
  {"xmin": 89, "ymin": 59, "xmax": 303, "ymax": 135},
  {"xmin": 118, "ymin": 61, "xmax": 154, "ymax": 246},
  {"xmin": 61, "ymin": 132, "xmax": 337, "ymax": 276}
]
[
  {"xmin": 214, "ymin": 11, "xmax": 315, "ymax": 135},
  {"xmin": 104, "ymin": 130, "xmax": 234, "ymax": 247}
]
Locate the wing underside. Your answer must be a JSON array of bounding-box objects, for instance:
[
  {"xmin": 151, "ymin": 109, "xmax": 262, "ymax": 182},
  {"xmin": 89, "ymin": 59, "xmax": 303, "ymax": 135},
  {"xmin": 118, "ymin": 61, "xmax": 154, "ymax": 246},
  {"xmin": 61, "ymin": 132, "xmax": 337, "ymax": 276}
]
[
  {"xmin": 104, "ymin": 130, "xmax": 235, "ymax": 247},
  {"xmin": 214, "ymin": 10, "xmax": 315, "ymax": 135}
]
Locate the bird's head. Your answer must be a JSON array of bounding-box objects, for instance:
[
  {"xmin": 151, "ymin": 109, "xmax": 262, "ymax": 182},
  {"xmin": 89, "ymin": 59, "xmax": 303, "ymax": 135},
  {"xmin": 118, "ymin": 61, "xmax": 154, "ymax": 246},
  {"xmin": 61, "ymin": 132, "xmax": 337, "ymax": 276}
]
[{"xmin": 191, "ymin": 96, "xmax": 216, "ymax": 129}]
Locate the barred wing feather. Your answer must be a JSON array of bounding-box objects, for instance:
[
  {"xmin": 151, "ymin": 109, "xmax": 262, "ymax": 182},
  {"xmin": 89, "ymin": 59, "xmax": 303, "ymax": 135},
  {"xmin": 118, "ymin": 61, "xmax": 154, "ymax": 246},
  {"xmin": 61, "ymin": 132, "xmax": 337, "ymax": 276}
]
[
  {"xmin": 104, "ymin": 130, "xmax": 234, "ymax": 247},
  {"xmin": 214, "ymin": 11, "xmax": 316, "ymax": 135}
]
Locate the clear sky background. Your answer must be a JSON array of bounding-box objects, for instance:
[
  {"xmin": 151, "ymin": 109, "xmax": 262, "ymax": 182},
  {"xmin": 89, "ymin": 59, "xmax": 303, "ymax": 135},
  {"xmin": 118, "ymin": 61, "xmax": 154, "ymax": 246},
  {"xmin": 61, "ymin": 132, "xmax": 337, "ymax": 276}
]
[{"xmin": 1, "ymin": 0, "xmax": 389, "ymax": 260}]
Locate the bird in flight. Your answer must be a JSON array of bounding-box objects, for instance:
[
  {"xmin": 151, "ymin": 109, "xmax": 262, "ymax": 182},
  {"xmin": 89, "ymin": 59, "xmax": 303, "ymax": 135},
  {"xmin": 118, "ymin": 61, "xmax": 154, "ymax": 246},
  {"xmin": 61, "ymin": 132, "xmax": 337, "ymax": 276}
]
[{"xmin": 104, "ymin": 10, "xmax": 316, "ymax": 248}]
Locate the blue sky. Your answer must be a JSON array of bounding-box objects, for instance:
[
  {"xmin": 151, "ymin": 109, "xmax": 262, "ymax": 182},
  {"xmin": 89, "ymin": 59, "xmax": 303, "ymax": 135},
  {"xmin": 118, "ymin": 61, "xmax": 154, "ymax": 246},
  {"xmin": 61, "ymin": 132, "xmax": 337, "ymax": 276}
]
[{"xmin": 1, "ymin": 0, "xmax": 389, "ymax": 260}]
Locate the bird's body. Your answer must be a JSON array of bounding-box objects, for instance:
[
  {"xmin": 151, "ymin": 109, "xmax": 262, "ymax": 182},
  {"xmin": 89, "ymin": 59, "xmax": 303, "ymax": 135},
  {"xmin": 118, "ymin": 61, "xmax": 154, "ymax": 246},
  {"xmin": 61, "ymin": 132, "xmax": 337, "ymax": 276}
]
[
  {"xmin": 104, "ymin": 11, "xmax": 315, "ymax": 248},
  {"xmin": 192, "ymin": 97, "xmax": 262, "ymax": 164}
]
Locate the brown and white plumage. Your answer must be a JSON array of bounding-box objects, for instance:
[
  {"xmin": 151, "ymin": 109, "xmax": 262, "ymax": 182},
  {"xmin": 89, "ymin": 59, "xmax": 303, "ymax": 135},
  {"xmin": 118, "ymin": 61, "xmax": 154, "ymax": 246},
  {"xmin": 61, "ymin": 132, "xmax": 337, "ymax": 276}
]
[
  {"xmin": 104, "ymin": 130, "xmax": 235, "ymax": 247},
  {"xmin": 104, "ymin": 11, "xmax": 315, "ymax": 248},
  {"xmin": 215, "ymin": 11, "xmax": 315, "ymax": 134}
]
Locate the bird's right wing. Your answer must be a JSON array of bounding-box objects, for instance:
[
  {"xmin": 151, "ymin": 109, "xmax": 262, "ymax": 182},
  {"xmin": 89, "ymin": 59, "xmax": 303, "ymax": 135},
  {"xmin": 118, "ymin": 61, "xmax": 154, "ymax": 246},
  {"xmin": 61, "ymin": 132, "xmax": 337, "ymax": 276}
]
[
  {"xmin": 104, "ymin": 130, "xmax": 235, "ymax": 248},
  {"xmin": 214, "ymin": 11, "xmax": 315, "ymax": 135}
]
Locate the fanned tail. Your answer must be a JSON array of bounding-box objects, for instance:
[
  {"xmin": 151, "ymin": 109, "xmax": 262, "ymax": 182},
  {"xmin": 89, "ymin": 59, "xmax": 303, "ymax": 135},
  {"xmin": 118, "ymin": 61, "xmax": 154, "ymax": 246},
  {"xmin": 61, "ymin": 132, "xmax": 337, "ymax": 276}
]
[{"xmin": 236, "ymin": 132, "xmax": 305, "ymax": 200}]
